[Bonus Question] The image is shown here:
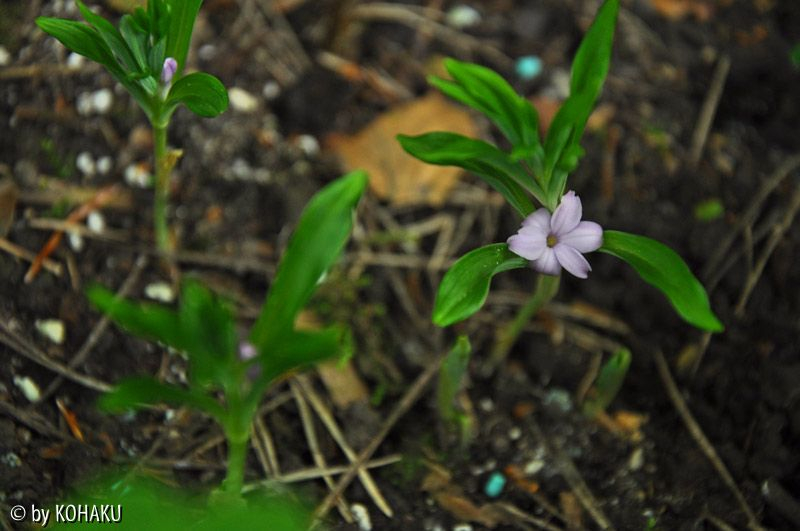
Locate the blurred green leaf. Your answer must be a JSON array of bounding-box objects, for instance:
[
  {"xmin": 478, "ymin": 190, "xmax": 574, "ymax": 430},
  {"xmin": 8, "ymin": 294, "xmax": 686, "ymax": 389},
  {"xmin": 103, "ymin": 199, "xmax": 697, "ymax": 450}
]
[
  {"xmin": 36, "ymin": 17, "xmax": 116, "ymax": 68},
  {"xmin": 99, "ymin": 376, "xmax": 224, "ymax": 419},
  {"xmin": 76, "ymin": 0, "xmax": 139, "ymax": 73},
  {"xmin": 166, "ymin": 72, "xmax": 229, "ymax": 118},
  {"xmin": 599, "ymin": 230, "xmax": 723, "ymax": 332},
  {"xmin": 397, "ymin": 132, "xmax": 538, "ymax": 216},
  {"xmin": 582, "ymin": 347, "xmax": 631, "ymax": 416},
  {"xmin": 119, "ymin": 14, "xmax": 149, "ymax": 73},
  {"xmin": 433, "ymin": 243, "xmax": 528, "ymax": 327},
  {"xmin": 165, "ymin": 0, "xmax": 203, "ymax": 74},
  {"xmin": 250, "ymin": 171, "xmax": 368, "ymax": 348},
  {"xmin": 570, "ymin": 0, "xmax": 619, "ymax": 103},
  {"xmin": 259, "ymin": 328, "xmax": 344, "ymax": 385},
  {"xmin": 437, "ymin": 336, "xmax": 472, "ymax": 441},
  {"xmin": 693, "ymin": 198, "xmax": 724, "ymax": 221}
]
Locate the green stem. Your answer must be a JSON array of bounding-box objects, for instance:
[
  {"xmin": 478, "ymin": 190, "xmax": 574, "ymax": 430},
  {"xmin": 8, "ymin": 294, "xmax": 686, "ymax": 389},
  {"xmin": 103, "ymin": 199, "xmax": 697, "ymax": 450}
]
[
  {"xmin": 485, "ymin": 273, "xmax": 560, "ymax": 373},
  {"xmin": 152, "ymin": 123, "xmax": 169, "ymax": 252},
  {"xmin": 222, "ymin": 432, "xmax": 248, "ymax": 496}
]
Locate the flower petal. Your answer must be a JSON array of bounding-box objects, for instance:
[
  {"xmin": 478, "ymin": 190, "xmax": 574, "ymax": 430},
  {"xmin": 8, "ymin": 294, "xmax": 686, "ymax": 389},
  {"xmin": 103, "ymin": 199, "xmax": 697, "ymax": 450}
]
[
  {"xmin": 553, "ymin": 244, "xmax": 592, "ymax": 279},
  {"xmin": 521, "ymin": 208, "xmax": 551, "ymax": 233},
  {"xmin": 531, "ymin": 248, "xmax": 561, "ymax": 276},
  {"xmin": 508, "ymin": 232, "xmax": 547, "ymax": 261},
  {"xmin": 559, "ymin": 221, "xmax": 603, "ymax": 253},
  {"xmin": 550, "ymin": 190, "xmax": 582, "ymax": 236}
]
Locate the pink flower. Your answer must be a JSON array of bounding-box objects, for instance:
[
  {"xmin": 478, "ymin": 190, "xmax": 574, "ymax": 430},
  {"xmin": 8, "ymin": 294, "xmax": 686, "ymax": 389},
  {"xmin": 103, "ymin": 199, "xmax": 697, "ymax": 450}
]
[
  {"xmin": 507, "ymin": 191, "xmax": 603, "ymax": 279},
  {"xmin": 161, "ymin": 57, "xmax": 178, "ymax": 84}
]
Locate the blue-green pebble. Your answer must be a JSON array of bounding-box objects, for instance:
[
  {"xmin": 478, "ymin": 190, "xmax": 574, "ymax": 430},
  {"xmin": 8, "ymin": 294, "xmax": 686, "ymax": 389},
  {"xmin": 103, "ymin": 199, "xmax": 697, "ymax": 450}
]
[
  {"xmin": 484, "ymin": 471, "xmax": 506, "ymax": 498},
  {"xmin": 516, "ymin": 56, "xmax": 543, "ymax": 80}
]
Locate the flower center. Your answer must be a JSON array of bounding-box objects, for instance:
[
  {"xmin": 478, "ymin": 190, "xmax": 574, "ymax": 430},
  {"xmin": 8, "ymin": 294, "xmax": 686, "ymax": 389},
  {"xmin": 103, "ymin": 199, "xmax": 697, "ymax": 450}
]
[{"xmin": 546, "ymin": 234, "xmax": 558, "ymax": 247}]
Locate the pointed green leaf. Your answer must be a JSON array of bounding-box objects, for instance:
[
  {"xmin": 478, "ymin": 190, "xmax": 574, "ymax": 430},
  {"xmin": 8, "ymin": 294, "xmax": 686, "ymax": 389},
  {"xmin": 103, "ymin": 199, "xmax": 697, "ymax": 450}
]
[
  {"xmin": 36, "ymin": 17, "xmax": 116, "ymax": 68},
  {"xmin": 166, "ymin": 72, "xmax": 228, "ymax": 117},
  {"xmin": 434, "ymin": 243, "xmax": 528, "ymax": 327},
  {"xmin": 76, "ymin": 0, "xmax": 140, "ymax": 73},
  {"xmin": 397, "ymin": 132, "xmax": 537, "ymax": 216},
  {"xmin": 119, "ymin": 14, "xmax": 149, "ymax": 73},
  {"xmin": 599, "ymin": 231, "xmax": 723, "ymax": 332},
  {"xmin": 570, "ymin": 0, "xmax": 620, "ymax": 102},
  {"xmin": 165, "ymin": 0, "xmax": 203, "ymax": 74},
  {"xmin": 99, "ymin": 376, "xmax": 224, "ymax": 419},
  {"xmin": 87, "ymin": 284, "xmax": 185, "ymax": 349},
  {"xmin": 250, "ymin": 171, "xmax": 368, "ymax": 347},
  {"xmin": 260, "ymin": 327, "xmax": 344, "ymax": 384},
  {"xmin": 582, "ymin": 347, "xmax": 631, "ymax": 416},
  {"xmin": 437, "ymin": 336, "xmax": 472, "ymax": 425}
]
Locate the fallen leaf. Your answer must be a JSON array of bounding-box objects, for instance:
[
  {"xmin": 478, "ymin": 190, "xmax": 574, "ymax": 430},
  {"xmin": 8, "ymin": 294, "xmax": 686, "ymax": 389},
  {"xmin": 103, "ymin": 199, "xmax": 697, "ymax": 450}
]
[
  {"xmin": 327, "ymin": 93, "xmax": 477, "ymax": 206},
  {"xmin": 649, "ymin": 0, "xmax": 713, "ymax": 21},
  {"xmin": 317, "ymin": 360, "xmax": 369, "ymax": 408}
]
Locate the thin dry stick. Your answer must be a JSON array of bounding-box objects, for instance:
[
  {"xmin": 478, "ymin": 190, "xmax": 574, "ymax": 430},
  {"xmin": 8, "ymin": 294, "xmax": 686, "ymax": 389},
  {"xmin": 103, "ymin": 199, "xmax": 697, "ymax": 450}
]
[
  {"xmin": 0, "ymin": 237, "xmax": 62, "ymax": 276},
  {"xmin": 294, "ymin": 375, "xmax": 393, "ymax": 518},
  {"xmin": 0, "ymin": 400, "xmax": 68, "ymax": 440},
  {"xmin": 496, "ymin": 502, "xmax": 565, "ymax": 531},
  {"xmin": 314, "ymin": 348, "xmax": 446, "ymax": 520},
  {"xmin": 652, "ymin": 349, "xmax": 763, "ymax": 531},
  {"xmin": 735, "ymin": 184, "xmax": 800, "ymax": 316},
  {"xmin": 689, "ymin": 55, "xmax": 731, "ymax": 166},
  {"xmin": 242, "ymin": 454, "xmax": 402, "ymax": 493},
  {"xmin": 40, "ymin": 255, "xmax": 148, "ymax": 401},
  {"xmin": 290, "ymin": 381, "xmax": 353, "ymax": 522},
  {"xmin": 0, "ymin": 319, "xmax": 111, "ymax": 393},
  {"xmin": 252, "ymin": 415, "xmax": 281, "ymax": 478},
  {"xmin": 703, "ymin": 154, "xmax": 800, "ymax": 279}
]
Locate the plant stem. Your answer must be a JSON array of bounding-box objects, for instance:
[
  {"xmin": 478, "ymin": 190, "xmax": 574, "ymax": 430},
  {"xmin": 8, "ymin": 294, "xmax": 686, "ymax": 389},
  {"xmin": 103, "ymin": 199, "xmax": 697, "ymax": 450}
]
[
  {"xmin": 484, "ymin": 273, "xmax": 560, "ymax": 373},
  {"xmin": 222, "ymin": 433, "xmax": 248, "ymax": 496},
  {"xmin": 152, "ymin": 123, "xmax": 169, "ymax": 252}
]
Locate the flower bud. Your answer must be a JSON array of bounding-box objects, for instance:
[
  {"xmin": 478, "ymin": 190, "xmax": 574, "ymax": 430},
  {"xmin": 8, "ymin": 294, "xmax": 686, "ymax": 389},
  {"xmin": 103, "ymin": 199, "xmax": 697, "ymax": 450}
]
[{"xmin": 161, "ymin": 57, "xmax": 178, "ymax": 84}]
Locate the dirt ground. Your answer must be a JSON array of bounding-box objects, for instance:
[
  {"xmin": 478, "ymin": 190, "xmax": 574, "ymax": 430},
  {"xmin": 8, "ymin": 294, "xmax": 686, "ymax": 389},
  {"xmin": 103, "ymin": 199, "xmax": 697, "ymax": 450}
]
[{"xmin": 1, "ymin": 0, "xmax": 799, "ymax": 529}]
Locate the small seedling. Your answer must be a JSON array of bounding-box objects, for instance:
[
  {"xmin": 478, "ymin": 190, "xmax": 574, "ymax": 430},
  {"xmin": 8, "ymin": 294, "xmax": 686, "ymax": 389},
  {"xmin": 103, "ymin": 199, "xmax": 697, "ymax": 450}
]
[
  {"xmin": 88, "ymin": 171, "xmax": 367, "ymax": 502},
  {"xmin": 399, "ymin": 0, "xmax": 721, "ymax": 380},
  {"xmin": 37, "ymin": 0, "xmax": 229, "ymax": 251}
]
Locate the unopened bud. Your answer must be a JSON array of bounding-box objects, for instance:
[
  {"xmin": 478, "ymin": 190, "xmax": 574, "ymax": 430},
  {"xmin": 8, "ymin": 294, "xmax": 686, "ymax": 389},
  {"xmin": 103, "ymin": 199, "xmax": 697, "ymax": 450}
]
[{"xmin": 161, "ymin": 57, "xmax": 178, "ymax": 84}]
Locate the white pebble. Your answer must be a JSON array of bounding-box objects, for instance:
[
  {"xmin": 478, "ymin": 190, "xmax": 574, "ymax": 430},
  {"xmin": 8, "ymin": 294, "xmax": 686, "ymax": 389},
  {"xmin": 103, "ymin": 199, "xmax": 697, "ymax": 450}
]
[
  {"xmin": 124, "ymin": 164, "xmax": 151, "ymax": 188},
  {"xmin": 478, "ymin": 398, "xmax": 494, "ymax": 412},
  {"xmin": 453, "ymin": 524, "xmax": 473, "ymax": 531},
  {"xmin": 76, "ymin": 93, "xmax": 93, "ymax": 116},
  {"xmin": 229, "ymin": 87, "xmax": 258, "ymax": 113},
  {"xmin": 1, "ymin": 452, "xmax": 22, "ymax": 467},
  {"xmin": 13, "ymin": 376, "xmax": 41, "ymax": 402},
  {"xmin": 91, "ymin": 88, "xmax": 113, "ymax": 114},
  {"xmin": 628, "ymin": 447, "xmax": 644, "ymax": 471},
  {"xmin": 198, "ymin": 44, "xmax": 217, "ymax": 61},
  {"xmin": 297, "ymin": 134, "xmax": 319, "ymax": 156},
  {"xmin": 35, "ymin": 319, "xmax": 65, "ymax": 344},
  {"xmin": 524, "ymin": 458, "xmax": 545, "ymax": 475},
  {"xmin": 145, "ymin": 282, "xmax": 175, "ymax": 303},
  {"xmin": 0, "ymin": 46, "xmax": 10, "ymax": 67},
  {"xmin": 508, "ymin": 426, "xmax": 522, "ymax": 441},
  {"xmin": 87, "ymin": 211, "xmax": 105, "ymax": 232},
  {"xmin": 96, "ymin": 156, "xmax": 113, "ymax": 175},
  {"xmin": 262, "ymin": 81, "xmax": 281, "ymax": 100},
  {"xmin": 67, "ymin": 52, "xmax": 84, "ymax": 68},
  {"xmin": 350, "ymin": 504, "xmax": 372, "ymax": 531},
  {"xmin": 446, "ymin": 5, "xmax": 481, "ymax": 29},
  {"xmin": 68, "ymin": 232, "xmax": 84, "ymax": 252},
  {"xmin": 76, "ymin": 151, "xmax": 95, "ymax": 177}
]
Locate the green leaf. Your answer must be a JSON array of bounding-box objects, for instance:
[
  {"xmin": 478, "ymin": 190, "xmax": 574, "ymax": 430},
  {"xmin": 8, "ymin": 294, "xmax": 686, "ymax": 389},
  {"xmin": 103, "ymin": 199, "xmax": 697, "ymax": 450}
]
[
  {"xmin": 177, "ymin": 280, "xmax": 237, "ymax": 387},
  {"xmin": 99, "ymin": 376, "xmax": 224, "ymax": 419},
  {"xmin": 76, "ymin": 0, "xmax": 139, "ymax": 73},
  {"xmin": 570, "ymin": 0, "xmax": 620, "ymax": 102},
  {"xmin": 259, "ymin": 328, "xmax": 344, "ymax": 384},
  {"xmin": 166, "ymin": 72, "xmax": 228, "ymax": 117},
  {"xmin": 165, "ymin": 0, "xmax": 203, "ymax": 74},
  {"xmin": 437, "ymin": 336, "xmax": 472, "ymax": 426},
  {"xmin": 397, "ymin": 132, "xmax": 537, "ymax": 216},
  {"xmin": 119, "ymin": 14, "xmax": 149, "ymax": 73},
  {"xmin": 599, "ymin": 231, "xmax": 723, "ymax": 332},
  {"xmin": 543, "ymin": 91, "xmax": 592, "ymax": 202},
  {"xmin": 582, "ymin": 347, "xmax": 631, "ymax": 417},
  {"xmin": 434, "ymin": 243, "xmax": 528, "ymax": 327},
  {"xmin": 87, "ymin": 284, "xmax": 184, "ymax": 349},
  {"xmin": 250, "ymin": 171, "xmax": 368, "ymax": 347},
  {"xmin": 36, "ymin": 17, "xmax": 116, "ymax": 68},
  {"xmin": 433, "ymin": 59, "xmax": 540, "ymax": 151}
]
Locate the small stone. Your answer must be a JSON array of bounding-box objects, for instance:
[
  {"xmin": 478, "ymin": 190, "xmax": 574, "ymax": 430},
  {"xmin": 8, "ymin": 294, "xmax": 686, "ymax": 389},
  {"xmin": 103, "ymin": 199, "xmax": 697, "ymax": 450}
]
[
  {"xmin": 91, "ymin": 88, "xmax": 113, "ymax": 114},
  {"xmin": 446, "ymin": 5, "xmax": 481, "ymax": 29},
  {"xmin": 68, "ymin": 232, "xmax": 84, "ymax": 252},
  {"xmin": 35, "ymin": 319, "xmax": 65, "ymax": 344},
  {"xmin": 262, "ymin": 81, "xmax": 281, "ymax": 100},
  {"xmin": 144, "ymin": 282, "xmax": 175, "ymax": 303},
  {"xmin": 76, "ymin": 152, "xmax": 95, "ymax": 177},
  {"xmin": 516, "ymin": 56, "xmax": 543, "ymax": 81},
  {"xmin": 350, "ymin": 503, "xmax": 372, "ymax": 531},
  {"xmin": 67, "ymin": 52, "xmax": 84, "ymax": 68},
  {"xmin": 13, "ymin": 376, "xmax": 41, "ymax": 402},
  {"xmin": 628, "ymin": 447, "xmax": 644, "ymax": 471},
  {"xmin": 1, "ymin": 452, "xmax": 22, "ymax": 467},
  {"xmin": 524, "ymin": 458, "xmax": 545, "ymax": 475},
  {"xmin": 76, "ymin": 93, "xmax": 93, "ymax": 116},
  {"xmin": 543, "ymin": 388, "xmax": 572, "ymax": 412},
  {"xmin": 508, "ymin": 426, "xmax": 522, "ymax": 440},
  {"xmin": 0, "ymin": 46, "xmax": 10, "ymax": 67},
  {"xmin": 484, "ymin": 471, "xmax": 506, "ymax": 498},
  {"xmin": 453, "ymin": 524, "xmax": 473, "ymax": 531},
  {"xmin": 229, "ymin": 87, "xmax": 258, "ymax": 113},
  {"xmin": 479, "ymin": 398, "xmax": 494, "ymax": 412},
  {"xmin": 96, "ymin": 156, "xmax": 113, "ymax": 175},
  {"xmin": 297, "ymin": 134, "xmax": 320, "ymax": 156},
  {"xmin": 124, "ymin": 164, "xmax": 151, "ymax": 188},
  {"xmin": 198, "ymin": 44, "xmax": 217, "ymax": 61},
  {"xmin": 87, "ymin": 211, "xmax": 105, "ymax": 233}
]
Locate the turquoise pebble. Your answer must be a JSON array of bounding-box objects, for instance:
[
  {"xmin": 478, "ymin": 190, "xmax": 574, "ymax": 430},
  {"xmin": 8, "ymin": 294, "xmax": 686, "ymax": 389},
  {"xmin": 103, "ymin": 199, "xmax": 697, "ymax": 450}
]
[
  {"xmin": 516, "ymin": 56, "xmax": 543, "ymax": 80},
  {"xmin": 484, "ymin": 471, "xmax": 506, "ymax": 498}
]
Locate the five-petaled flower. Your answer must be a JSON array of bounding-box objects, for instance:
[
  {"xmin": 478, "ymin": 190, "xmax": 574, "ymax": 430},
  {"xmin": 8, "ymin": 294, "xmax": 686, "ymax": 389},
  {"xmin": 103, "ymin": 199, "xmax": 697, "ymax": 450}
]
[
  {"xmin": 161, "ymin": 57, "xmax": 178, "ymax": 85},
  {"xmin": 508, "ymin": 191, "xmax": 603, "ymax": 279}
]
